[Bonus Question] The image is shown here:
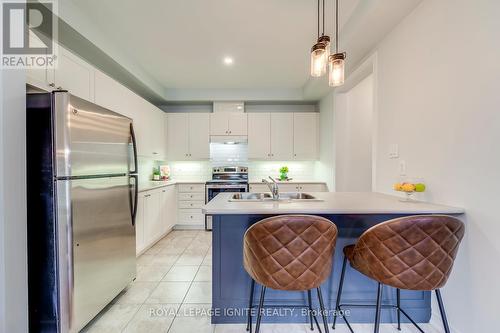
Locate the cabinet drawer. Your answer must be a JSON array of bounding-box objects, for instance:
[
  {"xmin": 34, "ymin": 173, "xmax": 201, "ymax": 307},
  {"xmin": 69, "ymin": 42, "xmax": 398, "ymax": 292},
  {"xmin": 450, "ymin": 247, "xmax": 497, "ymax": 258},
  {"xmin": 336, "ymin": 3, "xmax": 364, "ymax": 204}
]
[
  {"xmin": 178, "ymin": 192, "xmax": 205, "ymax": 201},
  {"xmin": 178, "ymin": 210, "xmax": 205, "ymax": 224},
  {"xmin": 178, "ymin": 200, "xmax": 205, "ymax": 209},
  {"xmin": 178, "ymin": 184, "xmax": 205, "ymax": 193}
]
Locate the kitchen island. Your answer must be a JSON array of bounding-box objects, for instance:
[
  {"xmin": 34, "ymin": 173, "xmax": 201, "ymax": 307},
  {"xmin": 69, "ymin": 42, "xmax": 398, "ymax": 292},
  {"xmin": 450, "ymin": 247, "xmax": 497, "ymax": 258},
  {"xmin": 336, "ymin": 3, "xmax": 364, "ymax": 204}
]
[{"xmin": 202, "ymin": 192, "xmax": 464, "ymax": 324}]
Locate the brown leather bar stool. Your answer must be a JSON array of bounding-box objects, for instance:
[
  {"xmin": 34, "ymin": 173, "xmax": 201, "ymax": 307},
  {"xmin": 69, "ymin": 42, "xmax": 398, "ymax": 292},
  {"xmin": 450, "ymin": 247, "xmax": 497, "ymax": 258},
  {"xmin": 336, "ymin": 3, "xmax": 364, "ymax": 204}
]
[
  {"xmin": 332, "ymin": 215, "xmax": 465, "ymax": 333},
  {"xmin": 243, "ymin": 215, "xmax": 338, "ymax": 333}
]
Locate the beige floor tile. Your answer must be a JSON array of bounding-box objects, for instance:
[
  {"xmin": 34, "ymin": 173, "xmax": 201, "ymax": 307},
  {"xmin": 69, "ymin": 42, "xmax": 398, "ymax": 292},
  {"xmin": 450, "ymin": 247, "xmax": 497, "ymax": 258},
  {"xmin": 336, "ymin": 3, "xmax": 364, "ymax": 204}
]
[
  {"xmin": 115, "ymin": 282, "xmax": 159, "ymax": 304},
  {"xmin": 146, "ymin": 282, "xmax": 191, "ymax": 303},
  {"xmin": 150, "ymin": 254, "xmax": 180, "ymax": 266},
  {"xmin": 136, "ymin": 254, "xmax": 155, "ymax": 266},
  {"xmin": 194, "ymin": 265, "xmax": 212, "ymax": 282},
  {"xmin": 83, "ymin": 304, "xmax": 140, "ymax": 333},
  {"xmin": 202, "ymin": 252, "xmax": 212, "ymax": 266},
  {"xmin": 176, "ymin": 253, "xmax": 205, "ymax": 266},
  {"xmin": 122, "ymin": 303, "xmax": 179, "ymax": 333},
  {"xmin": 158, "ymin": 246, "xmax": 186, "ymax": 255},
  {"xmin": 169, "ymin": 304, "xmax": 214, "ymax": 333},
  {"xmin": 184, "ymin": 282, "xmax": 212, "ymax": 303},
  {"xmin": 135, "ymin": 265, "xmax": 171, "ymax": 282},
  {"xmin": 162, "ymin": 265, "xmax": 199, "ymax": 282}
]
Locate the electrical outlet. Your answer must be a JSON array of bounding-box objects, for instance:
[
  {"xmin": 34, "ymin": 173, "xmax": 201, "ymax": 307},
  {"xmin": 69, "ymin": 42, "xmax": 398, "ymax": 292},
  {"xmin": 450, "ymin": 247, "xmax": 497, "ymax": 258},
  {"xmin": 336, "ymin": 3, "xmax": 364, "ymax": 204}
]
[{"xmin": 399, "ymin": 160, "xmax": 407, "ymax": 176}]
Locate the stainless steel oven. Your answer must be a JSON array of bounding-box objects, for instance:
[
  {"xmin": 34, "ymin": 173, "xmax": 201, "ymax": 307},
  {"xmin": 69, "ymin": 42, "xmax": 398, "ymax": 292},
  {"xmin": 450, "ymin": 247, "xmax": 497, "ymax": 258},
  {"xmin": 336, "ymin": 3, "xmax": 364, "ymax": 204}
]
[{"xmin": 205, "ymin": 166, "xmax": 248, "ymax": 230}]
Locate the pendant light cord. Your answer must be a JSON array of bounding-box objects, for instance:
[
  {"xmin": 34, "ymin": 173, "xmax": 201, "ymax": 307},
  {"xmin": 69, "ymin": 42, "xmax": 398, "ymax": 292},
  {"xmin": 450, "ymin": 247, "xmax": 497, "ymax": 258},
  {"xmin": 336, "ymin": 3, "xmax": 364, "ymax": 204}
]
[
  {"xmin": 322, "ymin": 0, "xmax": 325, "ymax": 36},
  {"xmin": 335, "ymin": 0, "xmax": 339, "ymax": 52},
  {"xmin": 317, "ymin": 0, "xmax": 320, "ymax": 38}
]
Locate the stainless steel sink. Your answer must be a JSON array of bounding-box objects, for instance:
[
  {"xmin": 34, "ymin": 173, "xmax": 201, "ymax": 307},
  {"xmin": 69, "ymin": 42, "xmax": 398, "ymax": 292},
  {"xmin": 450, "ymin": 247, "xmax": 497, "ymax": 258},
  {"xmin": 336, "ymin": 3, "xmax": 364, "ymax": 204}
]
[
  {"xmin": 278, "ymin": 192, "xmax": 318, "ymax": 200},
  {"xmin": 229, "ymin": 192, "xmax": 322, "ymax": 202},
  {"xmin": 229, "ymin": 193, "xmax": 273, "ymax": 201}
]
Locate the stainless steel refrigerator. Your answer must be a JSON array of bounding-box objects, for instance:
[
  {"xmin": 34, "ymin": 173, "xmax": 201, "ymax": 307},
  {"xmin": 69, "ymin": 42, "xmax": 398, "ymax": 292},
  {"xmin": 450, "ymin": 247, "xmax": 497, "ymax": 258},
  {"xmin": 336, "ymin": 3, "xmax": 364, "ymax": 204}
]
[{"xmin": 26, "ymin": 91, "xmax": 138, "ymax": 333}]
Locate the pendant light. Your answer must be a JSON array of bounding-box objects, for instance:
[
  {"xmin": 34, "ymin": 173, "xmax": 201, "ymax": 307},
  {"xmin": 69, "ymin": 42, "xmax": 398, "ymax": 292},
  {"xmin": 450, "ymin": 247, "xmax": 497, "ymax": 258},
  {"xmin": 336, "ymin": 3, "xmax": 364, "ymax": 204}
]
[
  {"xmin": 310, "ymin": 0, "xmax": 326, "ymax": 77},
  {"xmin": 318, "ymin": 0, "xmax": 331, "ymax": 69},
  {"xmin": 329, "ymin": 0, "xmax": 346, "ymax": 87}
]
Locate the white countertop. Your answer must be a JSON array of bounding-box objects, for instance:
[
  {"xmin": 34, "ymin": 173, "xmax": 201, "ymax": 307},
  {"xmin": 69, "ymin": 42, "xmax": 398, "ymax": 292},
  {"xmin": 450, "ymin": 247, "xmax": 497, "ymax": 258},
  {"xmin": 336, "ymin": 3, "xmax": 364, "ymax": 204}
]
[
  {"xmin": 139, "ymin": 179, "xmax": 208, "ymax": 192},
  {"xmin": 249, "ymin": 180, "xmax": 327, "ymax": 184},
  {"xmin": 202, "ymin": 192, "xmax": 465, "ymax": 215}
]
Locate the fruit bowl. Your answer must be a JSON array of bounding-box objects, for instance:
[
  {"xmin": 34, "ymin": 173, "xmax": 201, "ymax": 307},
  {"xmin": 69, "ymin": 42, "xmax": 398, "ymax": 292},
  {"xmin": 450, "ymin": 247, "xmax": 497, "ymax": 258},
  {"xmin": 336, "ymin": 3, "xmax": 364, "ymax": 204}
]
[{"xmin": 393, "ymin": 179, "xmax": 426, "ymax": 202}]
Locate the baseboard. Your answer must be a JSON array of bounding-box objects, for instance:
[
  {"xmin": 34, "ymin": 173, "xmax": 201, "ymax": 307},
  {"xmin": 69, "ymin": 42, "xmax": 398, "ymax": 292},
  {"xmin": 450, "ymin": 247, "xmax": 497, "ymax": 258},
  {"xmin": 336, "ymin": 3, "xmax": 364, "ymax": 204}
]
[{"xmin": 173, "ymin": 224, "xmax": 205, "ymax": 230}]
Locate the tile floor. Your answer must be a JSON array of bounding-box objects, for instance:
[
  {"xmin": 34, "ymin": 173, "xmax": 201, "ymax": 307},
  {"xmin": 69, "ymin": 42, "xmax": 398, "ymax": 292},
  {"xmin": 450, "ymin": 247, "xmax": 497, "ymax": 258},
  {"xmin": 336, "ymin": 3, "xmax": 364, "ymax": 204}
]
[{"xmin": 83, "ymin": 230, "xmax": 443, "ymax": 333}]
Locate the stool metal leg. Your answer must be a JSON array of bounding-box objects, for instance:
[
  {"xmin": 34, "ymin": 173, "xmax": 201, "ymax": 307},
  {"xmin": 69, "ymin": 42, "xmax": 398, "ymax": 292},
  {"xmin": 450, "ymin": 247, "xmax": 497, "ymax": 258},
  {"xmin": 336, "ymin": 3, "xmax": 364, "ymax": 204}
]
[
  {"xmin": 435, "ymin": 289, "xmax": 451, "ymax": 333},
  {"xmin": 316, "ymin": 287, "xmax": 330, "ymax": 333},
  {"xmin": 373, "ymin": 283, "xmax": 383, "ymax": 333},
  {"xmin": 396, "ymin": 288, "xmax": 401, "ymax": 331},
  {"xmin": 246, "ymin": 279, "xmax": 255, "ymax": 332},
  {"xmin": 332, "ymin": 255, "xmax": 348, "ymax": 329},
  {"xmin": 308, "ymin": 290, "xmax": 314, "ymax": 331},
  {"xmin": 255, "ymin": 286, "xmax": 266, "ymax": 333}
]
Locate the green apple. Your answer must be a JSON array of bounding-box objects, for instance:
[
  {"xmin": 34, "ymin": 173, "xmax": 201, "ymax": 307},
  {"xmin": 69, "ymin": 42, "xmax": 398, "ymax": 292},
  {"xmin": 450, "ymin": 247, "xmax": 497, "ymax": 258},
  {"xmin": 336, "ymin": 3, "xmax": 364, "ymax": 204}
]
[{"xmin": 414, "ymin": 183, "xmax": 426, "ymax": 192}]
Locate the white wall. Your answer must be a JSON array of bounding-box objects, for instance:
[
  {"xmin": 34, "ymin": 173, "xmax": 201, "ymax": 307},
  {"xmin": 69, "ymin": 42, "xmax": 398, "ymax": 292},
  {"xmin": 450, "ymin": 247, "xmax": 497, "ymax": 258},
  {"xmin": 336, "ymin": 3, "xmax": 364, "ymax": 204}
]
[
  {"xmin": 0, "ymin": 70, "xmax": 28, "ymax": 333},
  {"xmin": 317, "ymin": 92, "xmax": 335, "ymax": 191},
  {"xmin": 373, "ymin": 0, "xmax": 500, "ymax": 331},
  {"xmin": 335, "ymin": 75, "xmax": 374, "ymax": 192}
]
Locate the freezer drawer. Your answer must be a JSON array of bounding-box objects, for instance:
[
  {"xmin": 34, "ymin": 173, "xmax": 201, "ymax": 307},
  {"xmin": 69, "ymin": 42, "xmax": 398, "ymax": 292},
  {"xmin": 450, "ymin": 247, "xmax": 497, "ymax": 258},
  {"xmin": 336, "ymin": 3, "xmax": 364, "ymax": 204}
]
[{"xmin": 58, "ymin": 176, "xmax": 136, "ymax": 332}]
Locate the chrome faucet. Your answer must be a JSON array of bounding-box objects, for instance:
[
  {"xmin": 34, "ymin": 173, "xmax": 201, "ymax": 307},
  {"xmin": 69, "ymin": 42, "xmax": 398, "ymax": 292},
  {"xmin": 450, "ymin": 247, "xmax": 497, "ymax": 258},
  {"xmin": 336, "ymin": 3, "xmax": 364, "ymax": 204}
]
[{"xmin": 262, "ymin": 176, "xmax": 279, "ymax": 200}]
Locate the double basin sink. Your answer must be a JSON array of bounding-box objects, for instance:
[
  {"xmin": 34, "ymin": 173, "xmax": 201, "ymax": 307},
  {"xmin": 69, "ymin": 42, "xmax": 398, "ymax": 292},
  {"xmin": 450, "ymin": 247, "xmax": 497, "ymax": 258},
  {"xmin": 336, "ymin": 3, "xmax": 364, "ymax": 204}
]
[{"xmin": 229, "ymin": 192, "xmax": 322, "ymax": 202}]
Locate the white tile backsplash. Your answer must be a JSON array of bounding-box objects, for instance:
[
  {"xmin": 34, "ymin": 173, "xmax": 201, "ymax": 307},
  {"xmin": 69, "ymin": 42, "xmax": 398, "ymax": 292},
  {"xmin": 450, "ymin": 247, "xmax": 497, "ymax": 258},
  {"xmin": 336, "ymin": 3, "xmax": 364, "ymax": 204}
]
[
  {"xmin": 248, "ymin": 161, "xmax": 319, "ymax": 181},
  {"xmin": 210, "ymin": 143, "xmax": 248, "ymax": 167},
  {"xmin": 169, "ymin": 161, "xmax": 211, "ymax": 181}
]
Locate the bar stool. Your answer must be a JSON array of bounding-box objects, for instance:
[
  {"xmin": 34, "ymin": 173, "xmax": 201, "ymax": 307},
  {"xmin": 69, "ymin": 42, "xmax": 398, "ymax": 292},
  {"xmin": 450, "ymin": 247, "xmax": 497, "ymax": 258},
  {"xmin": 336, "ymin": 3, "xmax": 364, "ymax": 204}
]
[
  {"xmin": 243, "ymin": 215, "xmax": 338, "ymax": 333},
  {"xmin": 332, "ymin": 215, "xmax": 465, "ymax": 333}
]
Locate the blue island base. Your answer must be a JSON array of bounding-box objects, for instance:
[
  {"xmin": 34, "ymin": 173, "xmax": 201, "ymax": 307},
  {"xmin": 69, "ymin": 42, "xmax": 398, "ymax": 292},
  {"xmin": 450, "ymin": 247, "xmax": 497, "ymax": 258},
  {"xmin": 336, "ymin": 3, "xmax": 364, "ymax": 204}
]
[{"xmin": 211, "ymin": 214, "xmax": 431, "ymax": 324}]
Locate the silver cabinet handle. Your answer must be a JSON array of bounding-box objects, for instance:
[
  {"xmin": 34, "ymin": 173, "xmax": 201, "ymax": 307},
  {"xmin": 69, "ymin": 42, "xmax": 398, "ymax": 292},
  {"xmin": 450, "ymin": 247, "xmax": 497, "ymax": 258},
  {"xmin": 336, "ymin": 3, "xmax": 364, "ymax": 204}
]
[{"xmin": 49, "ymin": 83, "xmax": 55, "ymax": 87}]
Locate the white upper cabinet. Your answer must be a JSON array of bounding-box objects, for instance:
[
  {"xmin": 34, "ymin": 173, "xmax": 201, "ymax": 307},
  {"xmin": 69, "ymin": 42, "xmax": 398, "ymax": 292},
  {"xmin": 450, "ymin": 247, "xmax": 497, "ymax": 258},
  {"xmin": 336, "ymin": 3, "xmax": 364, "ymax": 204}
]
[
  {"xmin": 248, "ymin": 112, "xmax": 309, "ymax": 160},
  {"xmin": 166, "ymin": 113, "xmax": 189, "ymax": 159},
  {"xmin": 271, "ymin": 113, "xmax": 294, "ymax": 160},
  {"xmin": 293, "ymin": 113, "xmax": 319, "ymax": 160},
  {"xmin": 166, "ymin": 113, "xmax": 209, "ymax": 160},
  {"xmin": 189, "ymin": 113, "xmax": 210, "ymax": 159},
  {"xmin": 27, "ymin": 46, "xmax": 94, "ymax": 102},
  {"xmin": 210, "ymin": 102, "xmax": 247, "ymax": 136},
  {"xmin": 248, "ymin": 113, "xmax": 271, "ymax": 159},
  {"xmin": 54, "ymin": 48, "xmax": 95, "ymax": 101}
]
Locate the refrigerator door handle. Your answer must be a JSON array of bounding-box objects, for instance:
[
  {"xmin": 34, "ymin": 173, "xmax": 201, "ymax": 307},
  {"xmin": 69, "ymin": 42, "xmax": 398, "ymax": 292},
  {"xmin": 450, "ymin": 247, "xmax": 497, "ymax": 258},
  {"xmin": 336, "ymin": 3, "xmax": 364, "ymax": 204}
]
[
  {"xmin": 129, "ymin": 174, "xmax": 139, "ymax": 226},
  {"xmin": 130, "ymin": 123, "xmax": 138, "ymax": 175}
]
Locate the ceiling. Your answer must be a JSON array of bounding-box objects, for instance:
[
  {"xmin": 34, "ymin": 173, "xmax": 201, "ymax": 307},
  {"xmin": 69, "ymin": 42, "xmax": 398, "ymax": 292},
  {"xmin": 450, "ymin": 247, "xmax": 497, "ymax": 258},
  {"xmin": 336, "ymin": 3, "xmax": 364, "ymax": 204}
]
[{"xmin": 69, "ymin": 0, "xmax": 422, "ymax": 101}]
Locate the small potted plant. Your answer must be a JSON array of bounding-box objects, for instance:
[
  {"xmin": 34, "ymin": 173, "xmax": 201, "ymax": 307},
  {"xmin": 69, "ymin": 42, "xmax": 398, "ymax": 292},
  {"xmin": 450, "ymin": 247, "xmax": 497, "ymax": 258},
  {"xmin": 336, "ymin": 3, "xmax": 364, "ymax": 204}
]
[
  {"xmin": 152, "ymin": 167, "xmax": 161, "ymax": 181},
  {"xmin": 279, "ymin": 166, "xmax": 289, "ymax": 181}
]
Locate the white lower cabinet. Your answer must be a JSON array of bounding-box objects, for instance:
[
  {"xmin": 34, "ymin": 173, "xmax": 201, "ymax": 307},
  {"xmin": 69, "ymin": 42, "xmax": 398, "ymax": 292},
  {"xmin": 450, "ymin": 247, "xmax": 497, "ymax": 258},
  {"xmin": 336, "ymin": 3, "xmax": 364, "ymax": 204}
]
[
  {"xmin": 177, "ymin": 183, "xmax": 205, "ymax": 228},
  {"xmin": 249, "ymin": 183, "xmax": 328, "ymax": 193},
  {"xmin": 136, "ymin": 186, "xmax": 176, "ymax": 255}
]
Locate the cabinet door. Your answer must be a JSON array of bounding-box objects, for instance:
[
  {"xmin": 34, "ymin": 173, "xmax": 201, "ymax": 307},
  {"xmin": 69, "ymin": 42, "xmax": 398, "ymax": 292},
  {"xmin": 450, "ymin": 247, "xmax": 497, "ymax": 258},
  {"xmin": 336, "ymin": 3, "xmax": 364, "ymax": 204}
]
[
  {"xmin": 135, "ymin": 194, "xmax": 146, "ymax": 255},
  {"xmin": 228, "ymin": 113, "xmax": 247, "ymax": 135},
  {"xmin": 189, "ymin": 113, "xmax": 210, "ymax": 159},
  {"xmin": 278, "ymin": 184, "xmax": 300, "ymax": 192},
  {"xmin": 271, "ymin": 113, "xmax": 294, "ymax": 160},
  {"xmin": 209, "ymin": 112, "xmax": 229, "ymax": 135},
  {"xmin": 26, "ymin": 35, "xmax": 53, "ymax": 91},
  {"xmin": 293, "ymin": 113, "xmax": 319, "ymax": 160},
  {"xmin": 149, "ymin": 107, "xmax": 166, "ymax": 158},
  {"xmin": 248, "ymin": 113, "xmax": 270, "ymax": 159},
  {"xmin": 167, "ymin": 113, "xmax": 189, "ymax": 160},
  {"xmin": 54, "ymin": 48, "xmax": 94, "ymax": 102},
  {"xmin": 164, "ymin": 186, "xmax": 177, "ymax": 231},
  {"xmin": 300, "ymin": 184, "xmax": 328, "ymax": 192},
  {"xmin": 144, "ymin": 190, "xmax": 162, "ymax": 246}
]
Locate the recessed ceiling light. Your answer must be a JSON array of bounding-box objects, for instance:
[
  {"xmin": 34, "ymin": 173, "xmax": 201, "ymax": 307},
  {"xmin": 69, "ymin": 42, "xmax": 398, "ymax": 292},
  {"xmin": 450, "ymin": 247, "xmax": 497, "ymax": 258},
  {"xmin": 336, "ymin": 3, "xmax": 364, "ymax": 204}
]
[{"xmin": 223, "ymin": 56, "xmax": 234, "ymax": 65}]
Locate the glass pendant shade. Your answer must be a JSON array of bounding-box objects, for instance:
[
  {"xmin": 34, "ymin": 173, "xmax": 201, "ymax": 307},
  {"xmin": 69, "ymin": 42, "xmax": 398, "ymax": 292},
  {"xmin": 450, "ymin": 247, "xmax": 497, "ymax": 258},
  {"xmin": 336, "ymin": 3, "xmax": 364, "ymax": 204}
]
[
  {"xmin": 310, "ymin": 42, "xmax": 327, "ymax": 77},
  {"xmin": 318, "ymin": 35, "xmax": 331, "ymax": 69},
  {"xmin": 329, "ymin": 53, "xmax": 346, "ymax": 86}
]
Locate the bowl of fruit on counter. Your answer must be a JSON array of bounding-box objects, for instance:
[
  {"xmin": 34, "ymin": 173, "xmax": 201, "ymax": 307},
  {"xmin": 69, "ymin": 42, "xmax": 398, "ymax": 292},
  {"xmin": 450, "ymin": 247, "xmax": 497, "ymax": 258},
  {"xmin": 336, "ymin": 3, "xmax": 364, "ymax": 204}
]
[{"xmin": 393, "ymin": 179, "xmax": 426, "ymax": 202}]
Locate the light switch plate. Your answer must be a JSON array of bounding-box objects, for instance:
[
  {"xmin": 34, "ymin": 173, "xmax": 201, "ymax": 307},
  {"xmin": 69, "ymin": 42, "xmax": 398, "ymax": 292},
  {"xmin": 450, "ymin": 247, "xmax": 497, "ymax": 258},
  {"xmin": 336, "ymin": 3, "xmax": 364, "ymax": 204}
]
[{"xmin": 389, "ymin": 144, "xmax": 399, "ymax": 159}]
